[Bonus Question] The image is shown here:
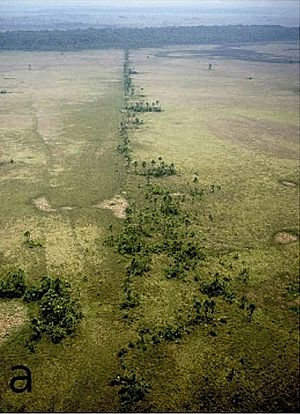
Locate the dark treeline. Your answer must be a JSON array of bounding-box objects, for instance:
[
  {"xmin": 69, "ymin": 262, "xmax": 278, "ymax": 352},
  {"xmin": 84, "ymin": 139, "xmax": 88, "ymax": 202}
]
[{"xmin": 0, "ymin": 25, "xmax": 299, "ymax": 51}]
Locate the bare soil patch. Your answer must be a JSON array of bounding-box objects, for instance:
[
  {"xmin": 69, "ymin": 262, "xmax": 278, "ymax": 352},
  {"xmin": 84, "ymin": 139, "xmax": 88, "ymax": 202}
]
[
  {"xmin": 281, "ymin": 180, "xmax": 297, "ymax": 188},
  {"xmin": 0, "ymin": 301, "xmax": 27, "ymax": 344},
  {"xmin": 33, "ymin": 197, "xmax": 56, "ymax": 212},
  {"xmin": 60, "ymin": 206, "xmax": 74, "ymax": 211},
  {"xmin": 95, "ymin": 195, "xmax": 128, "ymax": 219},
  {"xmin": 0, "ymin": 114, "xmax": 32, "ymax": 129},
  {"xmin": 206, "ymin": 115, "xmax": 299, "ymax": 160},
  {"xmin": 275, "ymin": 231, "xmax": 298, "ymax": 244}
]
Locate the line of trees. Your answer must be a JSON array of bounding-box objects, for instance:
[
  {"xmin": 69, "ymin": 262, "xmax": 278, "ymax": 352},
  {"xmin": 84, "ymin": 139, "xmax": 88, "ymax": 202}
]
[
  {"xmin": 110, "ymin": 50, "xmax": 257, "ymax": 411},
  {"xmin": 117, "ymin": 49, "xmax": 164, "ymax": 169},
  {"xmin": 0, "ymin": 25, "xmax": 298, "ymax": 51},
  {"xmin": 127, "ymin": 100, "xmax": 162, "ymax": 113}
]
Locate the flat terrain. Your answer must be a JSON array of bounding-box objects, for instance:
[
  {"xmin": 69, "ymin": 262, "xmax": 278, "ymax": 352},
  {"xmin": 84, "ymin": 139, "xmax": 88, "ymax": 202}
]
[
  {"xmin": 0, "ymin": 50, "xmax": 130, "ymax": 412},
  {"xmin": 0, "ymin": 42, "xmax": 299, "ymax": 412},
  {"xmin": 121, "ymin": 42, "xmax": 299, "ymax": 411}
]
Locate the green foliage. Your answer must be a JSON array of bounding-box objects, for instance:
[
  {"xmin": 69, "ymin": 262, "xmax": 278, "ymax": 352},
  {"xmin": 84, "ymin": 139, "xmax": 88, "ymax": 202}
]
[
  {"xmin": 165, "ymin": 238, "xmax": 205, "ymax": 279},
  {"xmin": 286, "ymin": 283, "xmax": 300, "ymax": 297},
  {"xmin": 24, "ymin": 276, "xmax": 69, "ymax": 302},
  {"xmin": 136, "ymin": 158, "xmax": 176, "ymax": 177},
  {"xmin": 24, "ymin": 230, "xmax": 43, "ymax": 248},
  {"xmin": 201, "ymin": 273, "xmax": 229, "ymax": 297},
  {"xmin": 201, "ymin": 273, "xmax": 235, "ymax": 303},
  {"xmin": 160, "ymin": 193, "xmax": 179, "ymax": 215},
  {"xmin": 121, "ymin": 281, "xmax": 140, "ymax": 310},
  {"xmin": 1, "ymin": 26, "xmax": 298, "ymax": 52},
  {"xmin": 128, "ymin": 100, "xmax": 162, "ymax": 113},
  {"xmin": 146, "ymin": 183, "xmax": 166, "ymax": 196},
  {"xmin": 192, "ymin": 298, "xmax": 216, "ymax": 324},
  {"xmin": 26, "ymin": 276, "xmax": 82, "ymax": 344},
  {"xmin": 289, "ymin": 306, "xmax": 300, "ymax": 315},
  {"xmin": 0, "ymin": 269, "xmax": 26, "ymax": 299},
  {"xmin": 173, "ymin": 241, "xmax": 205, "ymax": 267},
  {"xmin": 238, "ymin": 267, "xmax": 250, "ymax": 283},
  {"xmin": 117, "ymin": 227, "xmax": 143, "ymax": 255},
  {"xmin": 111, "ymin": 371, "xmax": 150, "ymax": 411},
  {"xmin": 126, "ymin": 255, "xmax": 150, "ymax": 276},
  {"xmin": 150, "ymin": 324, "xmax": 187, "ymax": 344},
  {"xmin": 239, "ymin": 295, "xmax": 256, "ymax": 322},
  {"xmin": 165, "ymin": 261, "xmax": 186, "ymax": 279}
]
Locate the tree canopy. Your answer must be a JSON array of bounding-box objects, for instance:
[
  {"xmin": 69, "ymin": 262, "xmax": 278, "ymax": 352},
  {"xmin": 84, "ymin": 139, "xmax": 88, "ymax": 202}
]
[{"xmin": 0, "ymin": 25, "xmax": 298, "ymax": 51}]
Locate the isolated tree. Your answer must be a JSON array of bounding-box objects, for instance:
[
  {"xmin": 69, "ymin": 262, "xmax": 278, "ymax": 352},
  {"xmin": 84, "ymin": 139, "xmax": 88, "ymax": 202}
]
[
  {"xmin": 132, "ymin": 160, "xmax": 138, "ymax": 173},
  {"xmin": 247, "ymin": 303, "xmax": 256, "ymax": 321}
]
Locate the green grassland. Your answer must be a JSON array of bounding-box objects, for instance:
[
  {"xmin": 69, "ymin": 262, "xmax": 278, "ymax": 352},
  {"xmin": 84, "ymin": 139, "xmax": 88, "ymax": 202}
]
[
  {"xmin": 0, "ymin": 50, "xmax": 130, "ymax": 412},
  {"xmin": 0, "ymin": 43, "xmax": 299, "ymax": 412}
]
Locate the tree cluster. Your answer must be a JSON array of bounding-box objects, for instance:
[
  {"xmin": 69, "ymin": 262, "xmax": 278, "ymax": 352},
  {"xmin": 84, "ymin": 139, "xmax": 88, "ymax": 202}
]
[
  {"xmin": 0, "ymin": 269, "xmax": 26, "ymax": 299},
  {"xmin": 117, "ymin": 50, "xmax": 164, "ymax": 169},
  {"xmin": 201, "ymin": 273, "xmax": 235, "ymax": 303},
  {"xmin": 26, "ymin": 277, "xmax": 82, "ymax": 345},
  {"xmin": 0, "ymin": 271, "xmax": 82, "ymax": 345},
  {"xmin": 134, "ymin": 158, "xmax": 176, "ymax": 177},
  {"xmin": 110, "ymin": 371, "xmax": 150, "ymax": 412},
  {"xmin": 127, "ymin": 100, "xmax": 162, "ymax": 113},
  {"xmin": 110, "ymin": 49, "xmax": 257, "ymax": 411}
]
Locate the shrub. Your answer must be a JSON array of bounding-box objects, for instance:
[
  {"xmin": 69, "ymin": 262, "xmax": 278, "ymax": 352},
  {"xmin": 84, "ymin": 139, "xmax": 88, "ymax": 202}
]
[
  {"xmin": 137, "ymin": 158, "xmax": 176, "ymax": 177},
  {"xmin": 192, "ymin": 299, "xmax": 216, "ymax": 324},
  {"xmin": 24, "ymin": 231, "xmax": 43, "ymax": 248},
  {"xmin": 121, "ymin": 290, "xmax": 140, "ymax": 310},
  {"xmin": 126, "ymin": 255, "xmax": 150, "ymax": 276},
  {"xmin": 0, "ymin": 269, "xmax": 26, "ymax": 299},
  {"xmin": 201, "ymin": 273, "xmax": 230, "ymax": 298},
  {"xmin": 28, "ymin": 276, "xmax": 82, "ymax": 344},
  {"xmin": 111, "ymin": 371, "xmax": 150, "ymax": 411},
  {"xmin": 24, "ymin": 276, "xmax": 70, "ymax": 302}
]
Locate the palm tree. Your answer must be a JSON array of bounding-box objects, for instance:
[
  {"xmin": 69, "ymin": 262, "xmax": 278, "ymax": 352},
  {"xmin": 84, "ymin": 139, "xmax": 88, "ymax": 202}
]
[{"xmin": 133, "ymin": 160, "xmax": 138, "ymax": 173}]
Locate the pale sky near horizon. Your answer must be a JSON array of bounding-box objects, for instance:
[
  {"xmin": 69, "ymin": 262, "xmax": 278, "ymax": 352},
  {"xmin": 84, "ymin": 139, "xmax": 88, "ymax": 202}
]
[
  {"xmin": 1, "ymin": 0, "xmax": 298, "ymax": 5},
  {"xmin": 1, "ymin": 0, "xmax": 299, "ymax": 28},
  {"xmin": 0, "ymin": 0, "xmax": 299, "ymax": 11}
]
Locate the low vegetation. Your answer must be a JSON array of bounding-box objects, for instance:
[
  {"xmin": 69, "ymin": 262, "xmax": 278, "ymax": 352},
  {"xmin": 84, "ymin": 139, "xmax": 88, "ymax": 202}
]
[
  {"xmin": 27, "ymin": 277, "xmax": 82, "ymax": 345},
  {"xmin": 110, "ymin": 371, "xmax": 150, "ymax": 412},
  {"xmin": 107, "ymin": 50, "xmax": 266, "ymax": 410},
  {"xmin": 0, "ymin": 269, "xmax": 26, "ymax": 299},
  {"xmin": 0, "ymin": 38, "xmax": 298, "ymax": 412},
  {"xmin": 0, "ymin": 271, "xmax": 82, "ymax": 346}
]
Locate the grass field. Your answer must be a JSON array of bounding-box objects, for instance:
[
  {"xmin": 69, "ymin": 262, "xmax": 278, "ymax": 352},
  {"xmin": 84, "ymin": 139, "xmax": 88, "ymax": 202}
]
[
  {"xmin": 0, "ymin": 42, "xmax": 299, "ymax": 412},
  {"xmin": 0, "ymin": 50, "xmax": 130, "ymax": 412}
]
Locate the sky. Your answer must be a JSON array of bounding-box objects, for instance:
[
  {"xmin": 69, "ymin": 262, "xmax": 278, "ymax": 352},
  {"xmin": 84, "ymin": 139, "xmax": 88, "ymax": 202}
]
[
  {"xmin": 7, "ymin": 0, "xmax": 297, "ymax": 6},
  {"xmin": 0, "ymin": 0, "xmax": 299, "ymax": 29}
]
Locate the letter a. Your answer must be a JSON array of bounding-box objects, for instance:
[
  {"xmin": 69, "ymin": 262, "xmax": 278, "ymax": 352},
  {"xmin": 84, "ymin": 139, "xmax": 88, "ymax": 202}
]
[{"xmin": 10, "ymin": 365, "xmax": 32, "ymax": 393}]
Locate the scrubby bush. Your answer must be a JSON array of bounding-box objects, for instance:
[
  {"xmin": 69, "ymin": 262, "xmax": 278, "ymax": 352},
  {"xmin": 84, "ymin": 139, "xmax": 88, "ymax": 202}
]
[
  {"xmin": 192, "ymin": 299, "xmax": 216, "ymax": 324},
  {"xmin": 201, "ymin": 273, "xmax": 233, "ymax": 301},
  {"xmin": 138, "ymin": 158, "xmax": 176, "ymax": 177},
  {"xmin": 28, "ymin": 276, "xmax": 82, "ymax": 344},
  {"xmin": 126, "ymin": 255, "xmax": 150, "ymax": 276},
  {"xmin": 24, "ymin": 230, "xmax": 43, "ymax": 248},
  {"xmin": 24, "ymin": 276, "xmax": 68, "ymax": 302},
  {"xmin": 111, "ymin": 371, "xmax": 150, "ymax": 411},
  {"xmin": 121, "ymin": 289, "xmax": 140, "ymax": 310},
  {"xmin": 0, "ymin": 269, "xmax": 26, "ymax": 298}
]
